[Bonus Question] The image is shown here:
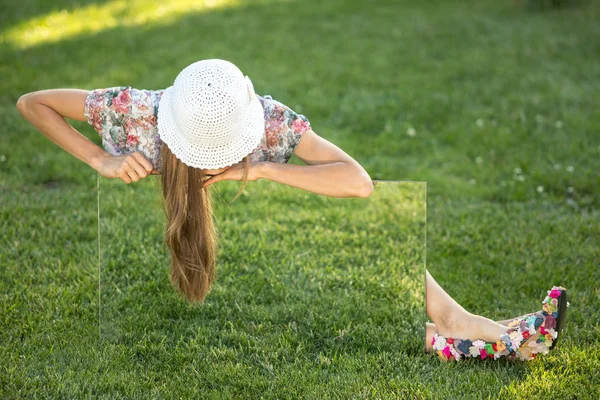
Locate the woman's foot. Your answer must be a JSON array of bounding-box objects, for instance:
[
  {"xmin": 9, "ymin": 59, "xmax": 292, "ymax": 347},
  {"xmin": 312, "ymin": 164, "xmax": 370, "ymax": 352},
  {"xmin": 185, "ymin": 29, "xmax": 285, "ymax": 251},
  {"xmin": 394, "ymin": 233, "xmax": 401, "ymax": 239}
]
[
  {"xmin": 496, "ymin": 312, "xmax": 538, "ymax": 326},
  {"xmin": 435, "ymin": 310, "xmax": 509, "ymax": 344},
  {"xmin": 428, "ymin": 286, "xmax": 568, "ymax": 361},
  {"xmin": 425, "ymin": 312, "xmax": 538, "ymax": 353}
]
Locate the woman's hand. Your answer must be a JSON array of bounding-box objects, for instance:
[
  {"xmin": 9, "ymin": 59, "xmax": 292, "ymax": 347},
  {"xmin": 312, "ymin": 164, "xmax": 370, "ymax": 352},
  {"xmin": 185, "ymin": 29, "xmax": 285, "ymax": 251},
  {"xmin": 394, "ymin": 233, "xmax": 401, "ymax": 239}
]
[
  {"xmin": 202, "ymin": 161, "xmax": 265, "ymax": 188},
  {"xmin": 94, "ymin": 152, "xmax": 159, "ymax": 184}
]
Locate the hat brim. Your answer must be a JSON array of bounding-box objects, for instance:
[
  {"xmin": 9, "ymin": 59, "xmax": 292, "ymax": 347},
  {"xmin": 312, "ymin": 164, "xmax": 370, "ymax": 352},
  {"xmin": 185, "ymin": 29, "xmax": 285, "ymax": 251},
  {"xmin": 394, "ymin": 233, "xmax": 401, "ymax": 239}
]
[{"xmin": 157, "ymin": 86, "xmax": 265, "ymax": 170}]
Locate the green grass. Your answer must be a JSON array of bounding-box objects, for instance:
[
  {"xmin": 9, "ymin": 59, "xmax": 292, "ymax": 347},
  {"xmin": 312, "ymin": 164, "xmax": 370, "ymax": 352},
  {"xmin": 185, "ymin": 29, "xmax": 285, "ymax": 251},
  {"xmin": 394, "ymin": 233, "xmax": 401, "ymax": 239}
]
[{"xmin": 1, "ymin": 0, "xmax": 600, "ymax": 398}]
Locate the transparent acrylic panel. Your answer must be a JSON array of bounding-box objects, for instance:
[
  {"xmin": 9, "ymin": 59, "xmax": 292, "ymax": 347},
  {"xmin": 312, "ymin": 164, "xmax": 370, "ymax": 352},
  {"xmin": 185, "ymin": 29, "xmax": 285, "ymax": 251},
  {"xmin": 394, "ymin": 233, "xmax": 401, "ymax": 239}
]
[
  {"xmin": 1, "ymin": 180, "xmax": 99, "ymax": 384},
  {"xmin": 98, "ymin": 178, "xmax": 426, "ymax": 368}
]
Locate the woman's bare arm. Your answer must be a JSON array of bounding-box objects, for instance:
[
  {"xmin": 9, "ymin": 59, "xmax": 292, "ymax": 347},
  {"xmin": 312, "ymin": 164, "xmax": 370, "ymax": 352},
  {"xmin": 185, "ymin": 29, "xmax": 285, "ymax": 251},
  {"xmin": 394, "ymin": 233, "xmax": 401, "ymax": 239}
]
[
  {"xmin": 16, "ymin": 89, "xmax": 155, "ymax": 183},
  {"xmin": 203, "ymin": 129, "xmax": 374, "ymax": 198},
  {"xmin": 259, "ymin": 129, "xmax": 374, "ymax": 198},
  {"xmin": 16, "ymin": 89, "xmax": 110, "ymax": 171}
]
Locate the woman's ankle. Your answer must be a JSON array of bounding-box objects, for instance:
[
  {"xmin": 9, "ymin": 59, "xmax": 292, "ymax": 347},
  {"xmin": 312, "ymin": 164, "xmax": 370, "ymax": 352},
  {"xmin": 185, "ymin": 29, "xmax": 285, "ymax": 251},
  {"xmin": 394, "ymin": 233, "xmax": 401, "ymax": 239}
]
[{"xmin": 433, "ymin": 308, "xmax": 471, "ymax": 336}]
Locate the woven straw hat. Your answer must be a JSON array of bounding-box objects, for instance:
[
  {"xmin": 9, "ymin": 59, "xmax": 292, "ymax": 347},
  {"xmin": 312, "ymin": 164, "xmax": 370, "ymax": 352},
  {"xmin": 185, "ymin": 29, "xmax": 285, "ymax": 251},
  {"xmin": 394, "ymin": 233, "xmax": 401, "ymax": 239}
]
[{"xmin": 157, "ymin": 59, "xmax": 265, "ymax": 170}]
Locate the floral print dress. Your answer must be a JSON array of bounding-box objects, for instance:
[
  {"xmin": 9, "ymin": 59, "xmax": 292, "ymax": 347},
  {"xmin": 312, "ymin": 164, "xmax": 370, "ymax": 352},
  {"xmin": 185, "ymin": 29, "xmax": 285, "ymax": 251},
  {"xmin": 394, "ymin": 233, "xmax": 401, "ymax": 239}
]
[{"xmin": 83, "ymin": 86, "xmax": 312, "ymax": 172}]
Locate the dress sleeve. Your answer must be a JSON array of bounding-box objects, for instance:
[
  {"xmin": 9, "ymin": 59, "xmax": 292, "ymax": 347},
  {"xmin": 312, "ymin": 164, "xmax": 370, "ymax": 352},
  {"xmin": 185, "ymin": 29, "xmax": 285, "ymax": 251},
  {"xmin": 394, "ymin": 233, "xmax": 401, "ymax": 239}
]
[
  {"xmin": 84, "ymin": 86, "xmax": 132, "ymax": 156},
  {"xmin": 264, "ymin": 97, "xmax": 312, "ymax": 164},
  {"xmin": 83, "ymin": 86, "xmax": 162, "ymax": 169}
]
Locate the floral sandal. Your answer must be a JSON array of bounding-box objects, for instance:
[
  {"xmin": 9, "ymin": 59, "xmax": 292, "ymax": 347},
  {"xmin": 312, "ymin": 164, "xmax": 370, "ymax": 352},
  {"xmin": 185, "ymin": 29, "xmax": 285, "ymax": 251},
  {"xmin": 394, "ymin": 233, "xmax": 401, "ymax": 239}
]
[{"xmin": 431, "ymin": 286, "xmax": 568, "ymax": 361}]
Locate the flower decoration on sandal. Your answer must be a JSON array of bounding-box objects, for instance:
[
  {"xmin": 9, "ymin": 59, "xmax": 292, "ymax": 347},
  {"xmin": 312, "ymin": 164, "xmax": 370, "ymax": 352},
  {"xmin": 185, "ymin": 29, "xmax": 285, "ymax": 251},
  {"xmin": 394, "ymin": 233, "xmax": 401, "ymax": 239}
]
[{"xmin": 431, "ymin": 286, "xmax": 568, "ymax": 361}]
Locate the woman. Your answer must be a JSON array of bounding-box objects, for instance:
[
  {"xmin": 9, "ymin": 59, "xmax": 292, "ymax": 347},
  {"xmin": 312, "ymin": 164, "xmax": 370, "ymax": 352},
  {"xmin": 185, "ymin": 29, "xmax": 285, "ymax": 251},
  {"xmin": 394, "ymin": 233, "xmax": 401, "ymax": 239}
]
[{"xmin": 16, "ymin": 59, "xmax": 567, "ymax": 361}]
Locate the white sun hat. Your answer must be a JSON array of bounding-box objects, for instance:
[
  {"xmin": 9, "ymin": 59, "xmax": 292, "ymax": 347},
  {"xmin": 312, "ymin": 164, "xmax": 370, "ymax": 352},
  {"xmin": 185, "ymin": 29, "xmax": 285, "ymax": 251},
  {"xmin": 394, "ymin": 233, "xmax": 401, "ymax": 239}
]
[{"xmin": 157, "ymin": 59, "xmax": 265, "ymax": 170}]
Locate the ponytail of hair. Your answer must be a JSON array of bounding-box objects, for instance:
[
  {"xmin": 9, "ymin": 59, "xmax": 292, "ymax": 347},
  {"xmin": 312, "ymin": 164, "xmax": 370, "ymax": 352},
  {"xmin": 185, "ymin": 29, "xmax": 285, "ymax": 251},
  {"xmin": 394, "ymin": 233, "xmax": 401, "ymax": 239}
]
[{"xmin": 158, "ymin": 143, "xmax": 249, "ymax": 302}]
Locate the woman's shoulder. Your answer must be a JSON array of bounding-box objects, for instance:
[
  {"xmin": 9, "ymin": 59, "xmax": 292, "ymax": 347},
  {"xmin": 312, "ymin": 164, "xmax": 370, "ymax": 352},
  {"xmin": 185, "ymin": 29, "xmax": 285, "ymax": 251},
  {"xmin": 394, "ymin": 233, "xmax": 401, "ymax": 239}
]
[
  {"xmin": 255, "ymin": 94, "xmax": 312, "ymax": 164},
  {"xmin": 259, "ymin": 94, "xmax": 307, "ymax": 121},
  {"xmin": 85, "ymin": 86, "xmax": 165, "ymax": 120}
]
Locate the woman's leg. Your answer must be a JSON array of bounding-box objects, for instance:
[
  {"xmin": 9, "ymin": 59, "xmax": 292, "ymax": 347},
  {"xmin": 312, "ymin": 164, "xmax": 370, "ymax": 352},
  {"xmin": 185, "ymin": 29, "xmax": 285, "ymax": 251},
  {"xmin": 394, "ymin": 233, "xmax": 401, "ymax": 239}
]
[{"xmin": 425, "ymin": 269, "xmax": 511, "ymax": 346}]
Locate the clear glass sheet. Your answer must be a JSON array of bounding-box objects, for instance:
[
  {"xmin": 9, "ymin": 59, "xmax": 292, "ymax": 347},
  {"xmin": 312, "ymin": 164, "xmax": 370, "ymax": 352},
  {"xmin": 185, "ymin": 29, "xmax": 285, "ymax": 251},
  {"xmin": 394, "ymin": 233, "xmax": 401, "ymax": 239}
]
[
  {"xmin": 1, "ymin": 181, "xmax": 98, "ymax": 377},
  {"xmin": 98, "ymin": 178, "xmax": 426, "ymax": 359}
]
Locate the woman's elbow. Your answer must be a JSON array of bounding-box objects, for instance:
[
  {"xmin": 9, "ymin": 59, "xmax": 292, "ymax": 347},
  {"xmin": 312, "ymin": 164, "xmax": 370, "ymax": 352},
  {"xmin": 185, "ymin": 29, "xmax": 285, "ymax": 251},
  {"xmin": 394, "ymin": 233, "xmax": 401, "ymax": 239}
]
[
  {"xmin": 356, "ymin": 180, "xmax": 374, "ymax": 198},
  {"xmin": 16, "ymin": 93, "xmax": 34, "ymax": 117},
  {"xmin": 349, "ymin": 165, "xmax": 374, "ymax": 198}
]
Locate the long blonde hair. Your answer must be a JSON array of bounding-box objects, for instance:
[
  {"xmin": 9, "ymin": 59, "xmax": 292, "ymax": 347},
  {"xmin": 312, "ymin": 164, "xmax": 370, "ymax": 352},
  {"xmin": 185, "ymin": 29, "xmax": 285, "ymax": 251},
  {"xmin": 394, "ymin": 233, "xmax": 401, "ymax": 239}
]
[{"xmin": 158, "ymin": 143, "xmax": 250, "ymax": 303}]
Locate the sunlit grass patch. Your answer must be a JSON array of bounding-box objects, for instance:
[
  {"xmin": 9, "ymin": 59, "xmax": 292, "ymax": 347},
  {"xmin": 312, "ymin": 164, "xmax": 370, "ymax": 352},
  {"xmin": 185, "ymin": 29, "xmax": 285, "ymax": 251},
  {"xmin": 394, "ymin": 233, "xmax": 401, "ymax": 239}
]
[{"xmin": 3, "ymin": 0, "xmax": 240, "ymax": 49}]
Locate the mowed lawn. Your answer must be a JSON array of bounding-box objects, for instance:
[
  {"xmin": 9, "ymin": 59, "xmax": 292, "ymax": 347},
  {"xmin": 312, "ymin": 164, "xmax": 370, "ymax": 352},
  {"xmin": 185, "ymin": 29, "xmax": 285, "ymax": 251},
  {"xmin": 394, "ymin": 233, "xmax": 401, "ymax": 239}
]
[{"xmin": 1, "ymin": 0, "xmax": 599, "ymax": 398}]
